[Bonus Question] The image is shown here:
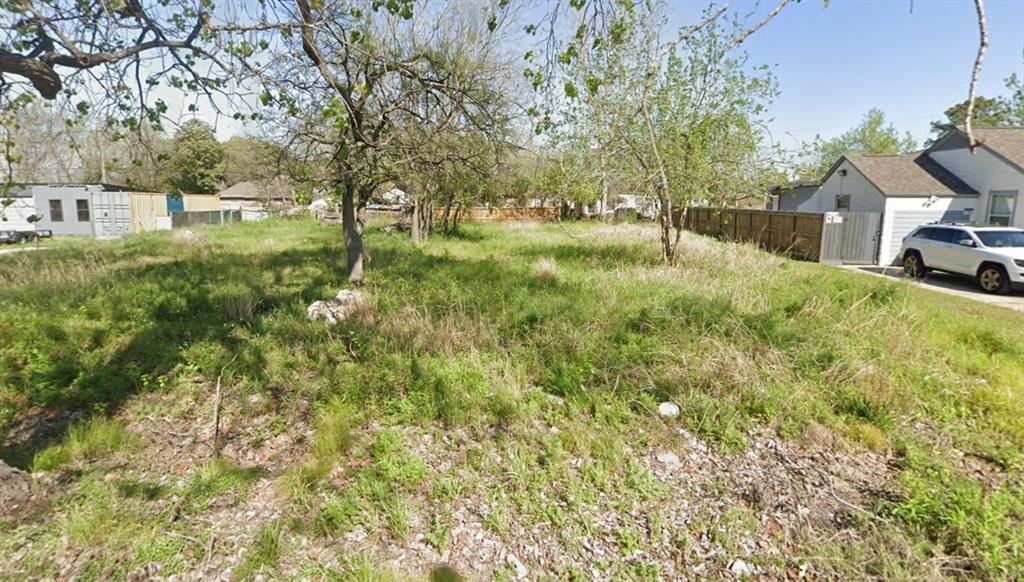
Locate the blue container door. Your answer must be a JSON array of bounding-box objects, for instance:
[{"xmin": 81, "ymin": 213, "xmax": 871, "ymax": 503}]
[{"xmin": 166, "ymin": 193, "xmax": 184, "ymax": 213}]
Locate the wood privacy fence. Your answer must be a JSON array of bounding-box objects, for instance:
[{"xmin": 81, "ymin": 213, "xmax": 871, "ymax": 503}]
[
  {"xmin": 684, "ymin": 207, "xmax": 882, "ymax": 264},
  {"xmin": 461, "ymin": 207, "xmax": 558, "ymax": 222}
]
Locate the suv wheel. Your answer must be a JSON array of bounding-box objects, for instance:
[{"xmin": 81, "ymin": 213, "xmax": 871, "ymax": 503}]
[
  {"xmin": 978, "ymin": 264, "xmax": 1010, "ymax": 294},
  {"xmin": 903, "ymin": 251, "xmax": 926, "ymax": 279}
]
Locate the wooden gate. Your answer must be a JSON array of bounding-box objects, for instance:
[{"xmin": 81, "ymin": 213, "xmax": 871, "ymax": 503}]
[{"xmin": 820, "ymin": 212, "xmax": 882, "ymax": 265}]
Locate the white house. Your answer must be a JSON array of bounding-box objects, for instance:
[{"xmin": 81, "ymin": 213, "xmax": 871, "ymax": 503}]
[{"xmin": 797, "ymin": 127, "xmax": 1024, "ymax": 265}]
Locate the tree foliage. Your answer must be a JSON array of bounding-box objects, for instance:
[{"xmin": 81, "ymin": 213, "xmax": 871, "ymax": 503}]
[
  {"xmin": 928, "ymin": 75, "xmax": 1024, "ymax": 142},
  {"xmin": 798, "ymin": 108, "xmax": 915, "ymax": 180},
  {"xmin": 166, "ymin": 120, "xmax": 224, "ymax": 194},
  {"xmin": 544, "ymin": 2, "xmax": 784, "ymax": 260}
]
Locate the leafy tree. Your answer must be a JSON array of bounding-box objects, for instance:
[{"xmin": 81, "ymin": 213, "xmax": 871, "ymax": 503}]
[
  {"xmin": 166, "ymin": 120, "xmax": 225, "ymax": 194},
  {"xmin": 798, "ymin": 109, "xmax": 915, "ymax": 180},
  {"xmin": 546, "ymin": 2, "xmax": 783, "ymax": 262},
  {"xmin": 928, "ymin": 96, "xmax": 1012, "ymax": 140},
  {"xmin": 222, "ymin": 136, "xmax": 292, "ymax": 187},
  {"xmin": 927, "ymin": 76, "xmax": 1024, "ymax": 143}
]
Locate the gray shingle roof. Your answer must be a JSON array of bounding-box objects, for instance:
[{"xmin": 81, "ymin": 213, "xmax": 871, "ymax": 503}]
[
  {"xmin": 970, "ymin": 127, "xmax": 1024, "ymax": 171},
  {"xmin": 844, "ymin": 152, "xmax": 978, "ymax": 197}
]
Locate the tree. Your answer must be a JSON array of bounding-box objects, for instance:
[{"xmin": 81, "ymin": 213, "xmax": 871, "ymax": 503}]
[
  {"xmin": 166, "ymin": 120, "xmax": 224, "ymax": 194},
  {"xmin": 222, "ymin": 137, "xmax": 292, "ymax": 187},
  {"xmin": 928, "ymin": 96, "xmax": 1011, "ymax": 140},
  {"xmin": 798, "ymin": 109, "xmax": 915, "ymax": 180},
  {"xmin": 927, "ymin": 75, "xmax": 1024, "ymax": 143},
  {"xmin": 219, "ymin": 0, "xmax": 518, "ymax": 282},
  {"xmin": 543, "ymin": 2, "xmax": 785, "ymax": 262}
]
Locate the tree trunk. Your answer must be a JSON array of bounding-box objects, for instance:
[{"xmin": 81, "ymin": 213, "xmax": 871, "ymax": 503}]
[
  {"xmin": 600, "ymin": 168, "xmax": 609, "ymax": 222},
  {"xmin": 342, "ymin": 182, "xmax": 365, "ymax": 284},
  {"xmin": 411, "ymin": 194, "xmax": 422, "ymax": 244},
  {"xmin": 440, "ymin": 196, "xmax": 453, "ymax": 234}
]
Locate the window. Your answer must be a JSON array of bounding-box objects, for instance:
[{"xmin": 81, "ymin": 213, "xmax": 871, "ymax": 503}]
[
  {"xmin": 928, "ymin": 228, "xmax": 956, "ymax": 243},
  {"xmin": 987, "ymin": 191, "xmax": 1017, "ymax": 226},
  {"xmin": 912, "ymin": 227, "xmax": 934, "ymax": 239},
  {"xmin": 49, "ymin": 199, "xmax": 63, "ymax": 222},
  {"xmin": 76, "ymin": 199, "xmax": 90, "ymax": 222},
  {"xmin": 977, "ymin": 230, "xmax": 1024, "ymax": 248},
  {"xmin": 948, "ymin": 229, "xmax": 975, "ymax": 247},
  {"xmin": 835, "ymin": 194, "xmax": 851, "ymax": 211}
]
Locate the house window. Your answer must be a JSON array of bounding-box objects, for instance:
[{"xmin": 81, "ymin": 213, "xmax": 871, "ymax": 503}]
[
  {"xmin": 835, "ymin": 194, "xmax": 851, "ymax": 211},
  {"xmin": 987, "ymin": 191, "xmax": 1017, "ymax": 226},
  {"xmin": 49, "ymin": 199, "xmax": 64, "ymax": 222},
  {"xmin": 76, "ymin": 199, "xmax": 90, "ymax": 222}
]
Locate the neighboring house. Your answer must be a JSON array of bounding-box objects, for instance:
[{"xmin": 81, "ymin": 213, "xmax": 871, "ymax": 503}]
[
  {"xmin": 218, "ymin": 179, "xmax": 292, "ymax": 220},
  {"xmin": 769, "ymin": 180, "xmax": 820, "ymax": 211},
  {"xmin": 797, "ymin": 127, "xmax": 1024, "ymax": 265}
]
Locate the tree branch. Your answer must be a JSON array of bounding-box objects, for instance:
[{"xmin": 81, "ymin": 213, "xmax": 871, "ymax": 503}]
[{"xmin": 965, "ymin": 0, "xmax": 988, "ymax": 152}]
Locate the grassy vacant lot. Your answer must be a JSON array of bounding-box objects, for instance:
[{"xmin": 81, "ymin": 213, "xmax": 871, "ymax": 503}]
[{"xmin": 1, "ymin": 218, "xmax": 1023, "ymax": 580}]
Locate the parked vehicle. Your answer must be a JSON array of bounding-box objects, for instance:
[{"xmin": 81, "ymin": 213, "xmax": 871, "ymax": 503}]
[
  {"xmin": 898, "ymin": 224, "xmax": 1024, "ymax": 294},
  {"xmin": 0, "ymin": 229, "xmax": 53, "ymax": 244}
]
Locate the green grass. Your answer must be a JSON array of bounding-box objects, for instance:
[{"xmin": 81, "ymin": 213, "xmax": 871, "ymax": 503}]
[
  {"xmin": 1, "ymin": 218, "xmax": 1023, "ymax": 578},
  {"xmin": 32, "ymin": 415, "xmax": 135, "ymax": 471}
]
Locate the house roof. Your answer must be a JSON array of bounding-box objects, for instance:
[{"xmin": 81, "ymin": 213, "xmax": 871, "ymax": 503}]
[
  {"xmin": 769, "ymin": 180, "xmax": 820, "ymax": 195},
  {"xmin": 927, "ymin": 126, "xmax": 1024, "ymax": 173},
  {"xmin": 218, "ymin": 180, "xmax": 293, "ymax": 200},
  {"xmin": 963, "ymin": 127, "xmax": 1024, "ymax": 172},
  {"xmin": 824, "ymin": 152, "xmax": 978, "ymax": 197}
]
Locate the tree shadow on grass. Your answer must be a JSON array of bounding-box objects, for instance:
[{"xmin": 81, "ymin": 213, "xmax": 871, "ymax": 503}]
[
  {"xmin": 0, "ymin": 233, "xmax": 563, "ymax": 469},
  {"xmin": 0, "ymin": 241, "xmax": 350, "ymax": 468}
]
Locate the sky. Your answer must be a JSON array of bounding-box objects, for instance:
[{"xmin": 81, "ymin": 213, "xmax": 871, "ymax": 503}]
[
  {"xmin": 703, "ymin": 0, "xmax": 1024, "ymax": 151},
  {"xmin": 189, "ymin": 0, "xmax": 1024, "ymax": 152}
]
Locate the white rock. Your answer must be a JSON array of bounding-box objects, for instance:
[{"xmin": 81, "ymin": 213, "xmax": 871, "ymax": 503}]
[
  {"xmin": 655, "ymin": 451, "xmax": 681, "ymax": 468},
  {"xmin": 306, "ymin": 289, "xmax": 368, "ymax": 325},
  {"xmin": 729, "ymin": 558, "xmax": 754, "ymax": 577},
  {"xmin": 506, "ymin": 553, "xmax": 528, "ymax": 579},
  {"xmin": 658, "ymin": 402, "xmax": 680, "ymax": 418}
]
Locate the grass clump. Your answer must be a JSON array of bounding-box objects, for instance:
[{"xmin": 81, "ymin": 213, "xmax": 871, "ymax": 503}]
[
  {"xmin": 32, "ymin": 416, "xmax": 134, "ymax": 471},
  {"xmin": 235, "ymin": 521, "xmax": 285, "ymax": 581}
]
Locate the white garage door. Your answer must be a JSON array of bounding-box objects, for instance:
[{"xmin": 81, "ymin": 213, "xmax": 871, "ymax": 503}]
[{"xmin": 882, "ymin": 207, "xmax": 972, "ymax": 265}]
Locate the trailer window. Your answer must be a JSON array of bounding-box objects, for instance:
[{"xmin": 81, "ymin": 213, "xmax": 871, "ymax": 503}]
[
  {"xmin": 76, "ymin": 199, "xmax": 90, "ymax": 222},
  {"xmin": 49, "ymin": 199, "xmax": 63, "ymax": 222}
]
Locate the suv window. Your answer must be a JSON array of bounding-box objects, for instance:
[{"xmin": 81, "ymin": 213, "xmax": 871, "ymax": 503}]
[
  {"xmin": 912, "ymin": 227, "xmax": 933, "ymax": 239},
  {"xmin": 948, "ymin": 229, "xmax": 974, "ymax": 246},
  {"xmin": 928, "ymin": 228, "xmax": 956, "ymax": 243}
]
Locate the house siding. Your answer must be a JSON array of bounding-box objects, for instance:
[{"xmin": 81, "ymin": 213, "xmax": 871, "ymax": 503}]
[
  {"xmin": 773, "ymin": 184, "xmax": 818, "ymax": 211},
  {"xmin": 799, "ymin": 160, "xmax": 886, "ymax": 213},
  {"xmin": 928, "ymin": 146, "xmax": 1024, "ymax": 227}
]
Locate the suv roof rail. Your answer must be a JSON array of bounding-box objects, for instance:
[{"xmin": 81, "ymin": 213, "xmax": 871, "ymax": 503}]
[{"xmin": 926, "ymin": 220, "xmax": 971, "ymax": 226}]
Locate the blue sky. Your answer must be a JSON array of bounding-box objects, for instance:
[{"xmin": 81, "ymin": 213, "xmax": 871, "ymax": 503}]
[
  {"xmin": 702, "ymin": 0, "xmax": 1024, "ymax": 151},
  {"xmin": 200, "ymin": 0, "xmax": 1024, "ymax": 152}
]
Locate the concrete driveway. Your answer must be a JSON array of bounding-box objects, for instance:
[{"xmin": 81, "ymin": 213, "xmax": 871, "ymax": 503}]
[{"xmin": 843, "ymin": 265, "xmax": 1024, "ymax": 313}]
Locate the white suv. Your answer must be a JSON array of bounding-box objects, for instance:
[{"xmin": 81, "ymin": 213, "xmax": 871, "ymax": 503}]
[{"xmin": 898, "ymin": 224, "xmax": 1024, "ymax": 294}]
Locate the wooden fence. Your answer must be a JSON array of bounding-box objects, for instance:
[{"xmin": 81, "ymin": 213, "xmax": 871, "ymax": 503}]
[
  {"xmin": 684, "ymin": 207, "xmax": 883, "ymax": 264},
  {"xmin": 460, "ymin": 206, "xmax": 558, "ymax": 222},
  {"xmin": 684, "ymin": 207, "xmax": 826, "ymax": 262}
]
